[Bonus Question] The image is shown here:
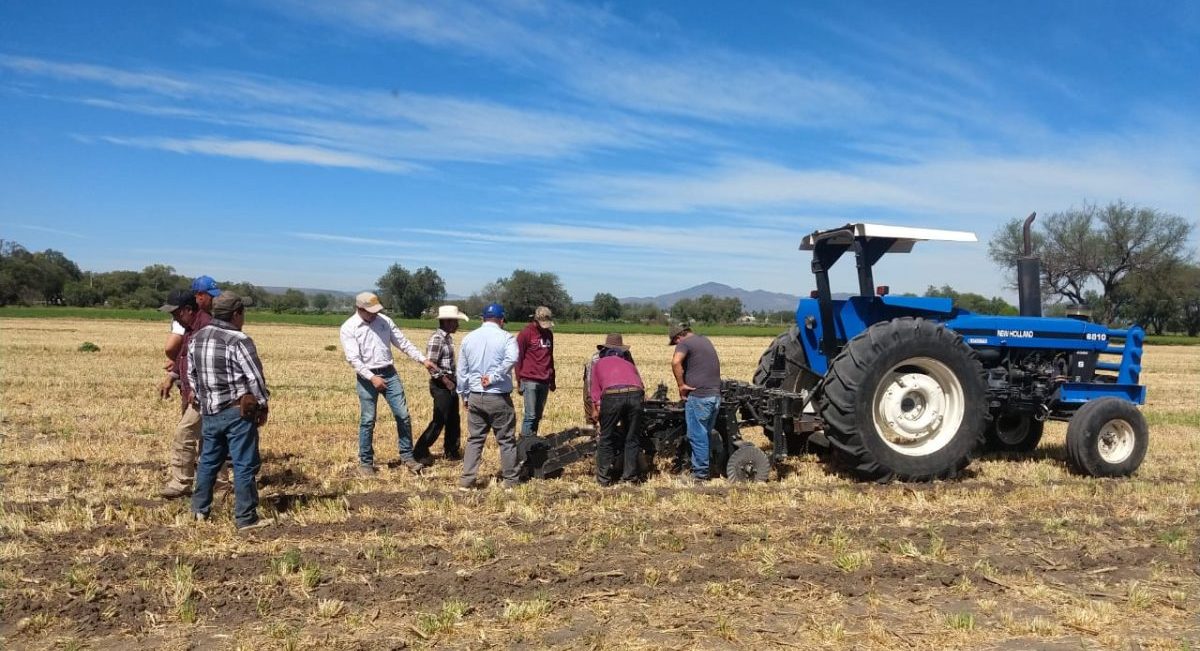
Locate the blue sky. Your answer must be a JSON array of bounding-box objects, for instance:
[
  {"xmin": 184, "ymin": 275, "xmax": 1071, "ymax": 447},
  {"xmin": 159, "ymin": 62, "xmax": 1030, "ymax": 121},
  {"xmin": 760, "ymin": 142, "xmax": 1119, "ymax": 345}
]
[{"xmin": 2, "ymin": 1, "xmax": 1197, "ymax": 301}]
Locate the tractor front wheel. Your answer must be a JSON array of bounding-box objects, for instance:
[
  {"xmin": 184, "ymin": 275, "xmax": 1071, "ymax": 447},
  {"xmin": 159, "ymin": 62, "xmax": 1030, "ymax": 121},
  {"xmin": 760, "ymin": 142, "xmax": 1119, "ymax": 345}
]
[
  {"xmin": 819, "ymin": 318, "xmax": 987, "ymax": 482},
  {"xmin": 1065, "ymin": 397, "xmax": 1148, "ymax": 477}
]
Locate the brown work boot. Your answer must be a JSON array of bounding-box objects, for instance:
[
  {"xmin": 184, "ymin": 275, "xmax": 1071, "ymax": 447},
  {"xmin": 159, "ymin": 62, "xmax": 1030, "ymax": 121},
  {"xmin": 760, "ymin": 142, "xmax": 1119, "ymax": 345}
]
[
  {"xmin": 403, "ymin": 459, "xmax": 426, "ymax": 475},
  {"xmin": 236, "ymin": 517, "xmax": 276, "ymax": 533},
  {"xmin": 161, "ymin": 484, "xmax": 191, "ymax": 499},
  {"xmin": 357, "ymin": 464, "xmax": 378, "ymax": 477}
]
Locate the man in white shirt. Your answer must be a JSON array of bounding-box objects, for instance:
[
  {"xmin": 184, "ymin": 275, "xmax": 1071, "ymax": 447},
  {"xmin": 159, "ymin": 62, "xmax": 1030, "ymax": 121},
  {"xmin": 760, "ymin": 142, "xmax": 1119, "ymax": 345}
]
[
  {"xmin": 456, "ymin": 302, "xmax": 520, "ymax": 490},
  {"xmin": 339, "ymin": 292, "xmax": 437, "ymax": 476}
]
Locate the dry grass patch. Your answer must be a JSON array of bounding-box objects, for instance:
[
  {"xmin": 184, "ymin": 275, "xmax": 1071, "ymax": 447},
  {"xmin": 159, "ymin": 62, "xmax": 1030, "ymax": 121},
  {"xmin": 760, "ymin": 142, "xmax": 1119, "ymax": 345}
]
[{"xmin": 1, "ymin": 318, "xmax": 1198, "ymax": 649}]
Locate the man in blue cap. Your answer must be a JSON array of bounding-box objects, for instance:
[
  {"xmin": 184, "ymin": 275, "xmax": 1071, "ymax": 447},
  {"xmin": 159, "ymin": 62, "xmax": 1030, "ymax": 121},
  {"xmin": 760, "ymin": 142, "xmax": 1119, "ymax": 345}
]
[
  {"xmin": 158, "ymin": 276, "xmax": 226, "ymax": 498},
  {"xmin": 456, "ymin": 303, "xmax": 520, "ymax": 490}
]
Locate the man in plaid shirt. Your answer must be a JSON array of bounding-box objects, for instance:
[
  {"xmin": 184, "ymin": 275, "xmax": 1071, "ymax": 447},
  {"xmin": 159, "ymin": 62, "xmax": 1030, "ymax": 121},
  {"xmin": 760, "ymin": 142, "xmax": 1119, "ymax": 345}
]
[
  {"xmin": 188, "ymin": 292, "xmax": 272, "ymax": 531},
  {"xmin": 414, "ymin": 305, "xmax": 470, "ymax": 463}
]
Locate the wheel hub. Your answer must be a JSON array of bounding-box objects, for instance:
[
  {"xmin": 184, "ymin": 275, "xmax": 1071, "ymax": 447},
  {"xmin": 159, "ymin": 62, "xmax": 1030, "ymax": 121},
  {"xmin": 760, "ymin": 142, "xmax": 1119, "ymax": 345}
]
[
  {"xmin": 1097, "ymin": 419, "xmax": 1136, "ymax": 463},
  {"xmin": 872, "ymin": 358, "xmax": 966, "ymax": 457}
]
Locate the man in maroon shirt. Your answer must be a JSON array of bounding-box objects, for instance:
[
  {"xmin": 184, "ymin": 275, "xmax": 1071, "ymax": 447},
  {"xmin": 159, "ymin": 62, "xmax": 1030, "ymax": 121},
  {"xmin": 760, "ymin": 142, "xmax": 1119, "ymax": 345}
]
[
  {"xmin": 589, "ymin": 336, "xmax": 645, "ymax": 486},
  {"xmin": 515, "ymin": 306, "xmax": 556, "ymax": 438},
  {"xmin": 157, "ymin": 288, "xmax": 215, "ymax": 498}
]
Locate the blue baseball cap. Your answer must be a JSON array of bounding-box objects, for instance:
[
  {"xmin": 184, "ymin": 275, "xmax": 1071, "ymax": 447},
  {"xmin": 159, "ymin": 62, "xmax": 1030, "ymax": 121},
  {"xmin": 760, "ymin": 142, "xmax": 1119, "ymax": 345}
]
[
  {"xmin": 482, "ymin": 303, "xmax": 505, "ymax": 319},
  {"xmin": 191, "ymin": 275, "xmax": 222, "ymax": 297}
]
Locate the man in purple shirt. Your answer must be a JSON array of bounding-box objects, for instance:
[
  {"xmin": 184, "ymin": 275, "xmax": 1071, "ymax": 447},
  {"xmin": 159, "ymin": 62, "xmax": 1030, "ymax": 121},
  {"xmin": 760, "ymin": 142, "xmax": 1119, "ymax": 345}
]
[{"xmin": 589, "ymin": 335, "xmax": 645, "ymax": 486}]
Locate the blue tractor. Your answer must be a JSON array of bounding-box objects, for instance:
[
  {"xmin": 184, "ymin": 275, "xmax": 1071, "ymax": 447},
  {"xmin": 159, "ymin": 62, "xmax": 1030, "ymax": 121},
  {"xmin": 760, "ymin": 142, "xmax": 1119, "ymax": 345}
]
[{"xmin": 752, "ymin": 216, "xmax": 1149, "ymax": 482}]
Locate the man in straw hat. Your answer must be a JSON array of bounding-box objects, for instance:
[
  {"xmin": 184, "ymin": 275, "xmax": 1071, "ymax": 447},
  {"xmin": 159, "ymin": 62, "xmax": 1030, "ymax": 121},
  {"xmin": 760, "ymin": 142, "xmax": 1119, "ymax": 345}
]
[
  {"xmin": 515, "ymin": 305, "xmax": 556, "ymax": 438},
  {"xmin": 589, "ymin": 333, "xmax": 645, "ymax": 486},
  {"xmin": 413, "ymin": 305, "xmax": 470, "ymax": 464},
  {"xmin": 339, "ymin": 291, "xmax": 438, "ymax": 476},
  {"xmin": 582, "ymin": 333, "xmax": 636, "ymax": 428}
]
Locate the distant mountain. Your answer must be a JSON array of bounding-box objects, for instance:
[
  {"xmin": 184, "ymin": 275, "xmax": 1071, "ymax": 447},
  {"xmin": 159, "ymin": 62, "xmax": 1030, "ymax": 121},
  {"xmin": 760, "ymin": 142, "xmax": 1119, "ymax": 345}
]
[{"xmin": 621, "ymin": 282, "xmax": 801, "ymax": 312}]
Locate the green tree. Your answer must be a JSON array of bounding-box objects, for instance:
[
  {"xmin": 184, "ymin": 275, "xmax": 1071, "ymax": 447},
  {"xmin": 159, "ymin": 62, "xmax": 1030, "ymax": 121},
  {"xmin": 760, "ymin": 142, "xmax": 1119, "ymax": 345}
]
[
  {"xmin": 592, "ymin": 292, "xmax": 621, "ymax": 321},
  {"xmin": 670, "ymin": 294, "xmax": 743, "ymax": 323},
  {"xmin": 377, "ymin": 264, "xmax": 446, "ymax": 318},
  {"xmin": 1172, "ymin": 265, "xmax": 1200, "ymax": 337},
  {"xmin": 63, "ymin": 278, "xmax": 104, "ymax": 306},
  {"xmin": 989, "ymin": 201, "xmax": 1192, "ymax": 323},
  {"xmin": 923, "ymin": 285, "xmax": 1018, "ymax": 316},
  {"xmin": 621, "ymin": 302, "xmax": 664, "ymax": 323},
  {"xmin": 0, "ymin": 241, "xmax": 40, "ymax": 305},
  {"xmin": 310, "ymin": 292, "xmax": 332, "ymax": 313},
  {"xmin": 494, "ymin": 269, "xmax": 571, "ymax": 322},
  {"xmin": 222, "ymin": 282, "xmax": 271, "ymax": 309},
  {"xmin": 273, "ymin": 288, "xmax": 309, "ymax": 313},
  {"xmin": 33, "ymin": 250, "xmax": 83, "ymax": 304}
]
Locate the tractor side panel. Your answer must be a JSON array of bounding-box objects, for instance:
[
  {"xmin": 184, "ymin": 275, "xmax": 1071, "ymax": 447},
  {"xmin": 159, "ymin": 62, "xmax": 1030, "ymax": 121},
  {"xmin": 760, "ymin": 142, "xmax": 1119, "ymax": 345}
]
[
  {"xmin": 795, "ymin": 296, "xmax": 966, "ymax": 375},
  {"xmin": 945, "ymin": 315, "xmax": 1146, "ymax": 406}
]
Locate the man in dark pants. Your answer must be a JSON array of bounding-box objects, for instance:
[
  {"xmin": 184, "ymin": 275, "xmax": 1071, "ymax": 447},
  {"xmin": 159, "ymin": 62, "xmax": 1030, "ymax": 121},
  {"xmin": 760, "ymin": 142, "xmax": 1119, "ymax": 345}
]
[
  {"xmin": 414, "ymin": 305, "xmax": 469, "ymax": 464},
  {"xmin": 188, "ymin": 292, "xmax": 272, "ymax": 531},
  {"xmin": 589, "ymin": 336, "xmax": 645, "ymax": 486},
  {"xmin": 515, "ymin": 306, "xmax": 556, "ymax": 438},
  {"xmin": 457, "ymin": 303, "xmax": 520, "ymax": 490},
  {"xmin": 582, "ymin": 333, "xmax": 635, "ymax": 430}
]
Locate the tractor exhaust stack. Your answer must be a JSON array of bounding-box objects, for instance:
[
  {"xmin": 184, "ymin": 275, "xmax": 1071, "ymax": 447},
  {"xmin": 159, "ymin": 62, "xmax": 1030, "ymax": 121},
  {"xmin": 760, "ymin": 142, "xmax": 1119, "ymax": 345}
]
[{"xmin": 1017, "ymin": 212, "xmax": 1042, "ymax": 317}]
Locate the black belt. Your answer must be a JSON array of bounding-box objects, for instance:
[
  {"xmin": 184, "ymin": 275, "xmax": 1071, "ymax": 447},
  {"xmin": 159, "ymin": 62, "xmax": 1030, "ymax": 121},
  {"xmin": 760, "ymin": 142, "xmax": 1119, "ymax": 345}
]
[
  {"xmin": 369, "ymin": 365, "xmax": 393, "ymax": 374},
  {"xmin": 603, "ymin": 386, "xmax": 643, "ymax": 396}
]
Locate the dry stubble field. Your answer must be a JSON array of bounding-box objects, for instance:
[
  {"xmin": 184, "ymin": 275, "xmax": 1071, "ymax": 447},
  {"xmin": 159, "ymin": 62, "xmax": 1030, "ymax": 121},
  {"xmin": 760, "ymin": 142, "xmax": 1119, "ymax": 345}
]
[{"xmin": 1, "ymin": 317, "xmax": 1198, "ymax": 650}]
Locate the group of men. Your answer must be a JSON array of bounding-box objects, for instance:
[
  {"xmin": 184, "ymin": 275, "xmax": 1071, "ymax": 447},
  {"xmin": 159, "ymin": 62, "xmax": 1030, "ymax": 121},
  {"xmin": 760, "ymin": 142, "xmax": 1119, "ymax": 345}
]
[{"xmin": 158, "ymin": 279, "xmax": 725, "ymax": 528}]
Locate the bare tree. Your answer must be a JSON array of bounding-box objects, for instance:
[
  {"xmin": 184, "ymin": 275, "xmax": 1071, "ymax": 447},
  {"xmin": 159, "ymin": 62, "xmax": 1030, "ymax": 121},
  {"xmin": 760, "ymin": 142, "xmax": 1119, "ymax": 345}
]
[{"xmin": 988, "ymin": 201, "xmax": 1192, "ymax": 323}]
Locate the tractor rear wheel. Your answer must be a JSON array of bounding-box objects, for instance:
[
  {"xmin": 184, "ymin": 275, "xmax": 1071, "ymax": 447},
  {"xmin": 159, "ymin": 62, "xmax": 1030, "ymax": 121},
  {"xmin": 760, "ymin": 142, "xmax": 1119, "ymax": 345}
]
[
  {"xmin": 753, "ymin": 326, "xmax": 810, "ymax": 454},
  {"xmin": 819, "ymin": 317, "xmax": 987, "ymax": 482},
  {"xmin": 753, "ymin": 325, "xmax": 808, "ymax": 391},
  {"xmin": 1065, "ymin": 397, "xmax": 1148, "ymax": 477},
  {"xmin": 984, "ymin": 413, "xmax": 1044, "ymax": 453}
]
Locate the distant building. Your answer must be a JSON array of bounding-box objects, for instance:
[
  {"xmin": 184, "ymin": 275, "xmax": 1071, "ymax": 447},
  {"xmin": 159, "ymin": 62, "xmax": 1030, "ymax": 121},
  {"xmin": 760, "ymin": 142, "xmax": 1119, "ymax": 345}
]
[{"xmin": 737, "ymin": 314, "xmax": 757, "ymax": 324}]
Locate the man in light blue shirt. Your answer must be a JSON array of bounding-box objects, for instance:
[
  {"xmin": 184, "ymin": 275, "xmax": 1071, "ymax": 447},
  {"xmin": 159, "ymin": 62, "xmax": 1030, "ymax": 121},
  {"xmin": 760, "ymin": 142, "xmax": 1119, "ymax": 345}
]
[{"xmin": 456, "ymin": 303, "xmax": 520, "ymax": 489}]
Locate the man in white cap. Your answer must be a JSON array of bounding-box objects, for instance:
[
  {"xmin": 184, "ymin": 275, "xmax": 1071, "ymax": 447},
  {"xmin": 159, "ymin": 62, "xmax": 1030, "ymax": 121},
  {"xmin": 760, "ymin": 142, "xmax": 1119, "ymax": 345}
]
[
  {"xmin": 413, "ymin": 305, "xmax": 469, "ymax": 464},
  {"xmin": 339, "ymin": 291, "xmax": 438, "ymax": 476}
]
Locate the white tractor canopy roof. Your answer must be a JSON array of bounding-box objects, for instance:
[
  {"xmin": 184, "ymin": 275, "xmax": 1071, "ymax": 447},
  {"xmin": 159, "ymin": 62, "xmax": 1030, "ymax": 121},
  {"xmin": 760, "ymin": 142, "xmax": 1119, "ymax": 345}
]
[{"xmin": 799, "ymin": 223, "xmax": 978, "ymax": 253}]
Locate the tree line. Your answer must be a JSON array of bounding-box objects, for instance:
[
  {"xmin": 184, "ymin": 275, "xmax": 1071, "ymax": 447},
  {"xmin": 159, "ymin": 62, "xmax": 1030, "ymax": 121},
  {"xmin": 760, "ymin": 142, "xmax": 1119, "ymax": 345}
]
[{"xmin": 5, "ymin": 199, "xmax": 1196, "ymax": 331}]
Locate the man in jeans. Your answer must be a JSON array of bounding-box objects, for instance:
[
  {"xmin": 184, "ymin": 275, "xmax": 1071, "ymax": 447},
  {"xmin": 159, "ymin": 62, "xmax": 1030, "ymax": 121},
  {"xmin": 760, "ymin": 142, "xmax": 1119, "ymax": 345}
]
[
  {"xmin": 158, "ymin": 289, "xmax": 219, "ymax": 498},
  {"xmin": 340, "ymin": 292, "xmax": 438, "ymax": 476},
  {"xmin": 515, "ymin": 306, "xmax": 555, "ymax": 438},
  {"xmin": 457, "ymin": 303, "xmax": 520, "ymax": 490},
  {"xmin": 670, "ymin": 323, "xmax": 722, "ymax": 481},
  {"xmin": 413, "ymin": 305, "xmax": 469, "ymax": 464},
  {"xmin": 589, "ymin": 336, "xmax": 644, "ymax": 486},
  {"xmin": 188, "ymin": 292, "xmax": 272, "ymax": 531}
]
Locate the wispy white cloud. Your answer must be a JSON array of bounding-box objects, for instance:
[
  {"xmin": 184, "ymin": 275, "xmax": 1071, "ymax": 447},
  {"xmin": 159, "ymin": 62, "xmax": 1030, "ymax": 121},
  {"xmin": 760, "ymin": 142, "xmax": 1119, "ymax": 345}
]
[
  {"xmin": 291, "ymin": 232, "xmax": 418, "ymax": 246},
  {"xmin": 270, "ymin": 0, "xmax": 880, "ymax": 128},
  {"xmin": 95, "ymin": 136, "xmax": 414, "ymax": 173},
  {"xmin": 6, "ymin": 223, "xmax": 87, "ymax": 239},
  {"xmin": 2, "ymin": 54, "xmax": 691, "ymax": 166},
  {"xmin": 550, "ymin": 131, "xmax": 1200, "ymax": 223}
]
